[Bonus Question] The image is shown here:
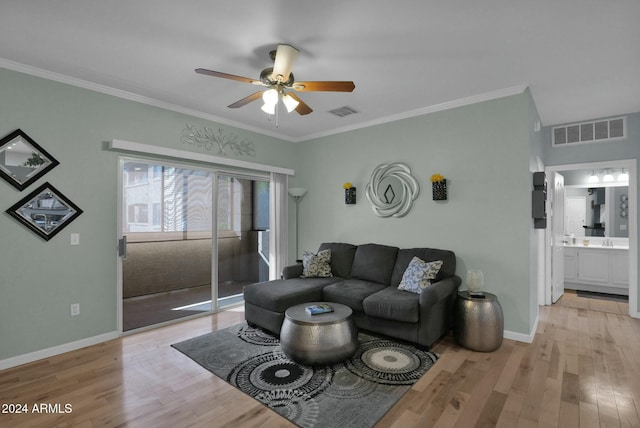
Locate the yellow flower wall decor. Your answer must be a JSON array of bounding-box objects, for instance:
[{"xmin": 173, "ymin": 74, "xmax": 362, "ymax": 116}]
[
  {"xmin": 343, "ymin": 182, "xmax": 356, "ymax": 204},
  {"xmin": 431, "ymin": 174, "xmax": 447, "ymax": 200}
]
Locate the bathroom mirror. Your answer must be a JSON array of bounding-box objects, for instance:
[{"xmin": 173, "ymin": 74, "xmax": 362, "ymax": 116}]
[
  {"xmin": 7, "ymin": 183, "xmax": 83, "ymax": 241},
  {"xmin": 565, "ymin": 186, "xmax": 629, "ymax": 238},
  {"xmin": 365, "ymin": 162, "xmax": 419, "ymax": 217},
  {"xmin": 0, "ymin": 129, "xmax": 59, "ymax": 191}
]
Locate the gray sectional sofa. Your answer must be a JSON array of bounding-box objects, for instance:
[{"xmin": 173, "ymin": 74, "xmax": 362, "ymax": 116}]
[{"xmin": 243, "ymin": 242, "xmax": 461, "ymax": 348}]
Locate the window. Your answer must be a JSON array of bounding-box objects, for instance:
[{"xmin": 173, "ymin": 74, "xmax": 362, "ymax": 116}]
[
  {"xmin": 124, "ymin": 161, "xmax": 213, "ymax": 241},
  {"xmin": 128, "ymin": 204, "xmax": 148, "ymax": 224}
]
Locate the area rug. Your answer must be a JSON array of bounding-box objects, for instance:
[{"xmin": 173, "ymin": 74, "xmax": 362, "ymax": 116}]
[{"xmin": 171, "ymin": 323, "xmax": 439, "ymax": 428}]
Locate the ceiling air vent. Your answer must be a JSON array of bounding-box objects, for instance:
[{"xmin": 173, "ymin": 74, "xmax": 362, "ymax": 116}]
[
  {"xmin": 553, "ymin": 116, "xmax": 626, "ymax": 147},
  {"xmin": 328, "ymin": 106, "xmax": 359, "ymax": 117}
]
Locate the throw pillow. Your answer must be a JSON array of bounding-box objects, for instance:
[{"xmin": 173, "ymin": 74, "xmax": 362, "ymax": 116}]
[
  {"xmin": 397, "ymin": 257, "xmax": 443, "ymax": 294},
  {"xmin": 301, "ymin": 249, "xmax": 333, "ymax": 278}
]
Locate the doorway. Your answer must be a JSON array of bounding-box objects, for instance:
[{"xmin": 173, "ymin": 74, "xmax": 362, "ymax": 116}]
[
  {"xmin": 118, "ymin": 158, "xmax": 270, "ymax": 331},
  {"xmin": 544, "ymin": 159, "xmax": 637, "ymax": 318}
]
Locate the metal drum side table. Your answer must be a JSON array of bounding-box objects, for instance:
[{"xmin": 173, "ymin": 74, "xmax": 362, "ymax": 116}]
[
  {"xmin": 453, "ymin": 291, "xmax": 504, "ymax": 352},
  {"xmin": 280, "ymin": 302, "xmax": 358, "ymax": 365}
]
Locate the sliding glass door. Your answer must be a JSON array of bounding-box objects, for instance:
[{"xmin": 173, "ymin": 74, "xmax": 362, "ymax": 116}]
[
  {"xmin": 120, "ymin": 160, "xmax": 214, "ymax": 331},
  {"xmin": 216, "ymin": 175, "xmax": 270, "ymax": 307},
  {"xmin": 118, "ymin": 158, "xmax": 270, "ymax": 331}
]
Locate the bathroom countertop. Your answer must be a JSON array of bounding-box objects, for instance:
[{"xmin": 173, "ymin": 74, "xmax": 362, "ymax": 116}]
[{"xmin": 563, "ymin": 243, "xmax": 629, "ymax": 250}]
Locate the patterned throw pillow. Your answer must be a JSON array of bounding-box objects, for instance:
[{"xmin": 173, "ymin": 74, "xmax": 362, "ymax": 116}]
[
  {"xmin": 397, "ymin": 256, "xmax": 443, "ymax": 294},
  {"xmin": 301, "ymin": 249, "xmax": 333, "ymax": 278}
]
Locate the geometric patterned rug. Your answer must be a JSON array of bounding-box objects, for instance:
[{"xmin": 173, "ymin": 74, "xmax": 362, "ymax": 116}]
[{"xmin": 172, "ymin": 323, "xmax": 439, "ymax": 428}]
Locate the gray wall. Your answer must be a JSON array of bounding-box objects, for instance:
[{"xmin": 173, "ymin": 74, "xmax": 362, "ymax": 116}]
[
  {"xmin": 0, "ymin": 68, "xmax": 296, "ymax": 360},
  {"xmin": 291, "ymin": 90, "xmax": 538, "ymax": 337}
]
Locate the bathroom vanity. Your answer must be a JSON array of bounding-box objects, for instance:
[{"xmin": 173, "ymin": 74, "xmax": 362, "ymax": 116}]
[{"xmin": 564, "ymin": 244, "xmax": 629, "ymax": 295}]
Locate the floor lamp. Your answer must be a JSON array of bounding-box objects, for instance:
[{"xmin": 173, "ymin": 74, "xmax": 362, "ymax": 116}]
[{"xmin": 288, "ymin": 187, "xmax": 307, "ymax": 261}]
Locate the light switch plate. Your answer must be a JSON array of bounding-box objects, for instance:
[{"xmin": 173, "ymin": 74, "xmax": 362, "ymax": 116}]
[{"xmin": 70, "ymin": 233, "xmax": 80, "ymax": 245}]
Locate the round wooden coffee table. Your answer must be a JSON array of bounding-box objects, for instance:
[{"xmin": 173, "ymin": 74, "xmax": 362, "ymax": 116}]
[{"xmin": 280, "ymin": 302, "xmax": 358, "ymax": 365}]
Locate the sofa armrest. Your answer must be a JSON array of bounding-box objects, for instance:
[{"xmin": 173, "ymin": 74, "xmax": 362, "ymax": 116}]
[
  {"xmin": 282, "ymin": 263, "xmax": 303, "ymax": 279},
  {"xmin": 416, "ymin": 275, "xmax": 462, "ymax": 346},
  {"xmin": 419, "ymin": 276, "xmax": 461, "ymax": 308}
]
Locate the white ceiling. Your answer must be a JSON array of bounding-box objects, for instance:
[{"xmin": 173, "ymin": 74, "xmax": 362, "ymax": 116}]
[{"xmin": 1, "ymin": 1, "xmax": 639, "ymax": 142}]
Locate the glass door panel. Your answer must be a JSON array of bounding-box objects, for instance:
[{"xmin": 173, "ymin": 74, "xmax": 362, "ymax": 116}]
[
  {"xmin": 216, "ymin": 175, "xmax": 270, "ymax": 307},
  {"xmin": 121, "ymin": 160, "xmax": 213, "ymax": 331}
]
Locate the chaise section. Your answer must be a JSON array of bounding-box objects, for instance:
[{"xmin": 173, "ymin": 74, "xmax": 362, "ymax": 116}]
[{"xmin": 243, "ymin": 277, "xmax": 336, "ymax": 334}]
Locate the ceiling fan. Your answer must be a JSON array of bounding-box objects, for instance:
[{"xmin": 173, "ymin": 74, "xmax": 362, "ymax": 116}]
[{"xmin": 195, "ymin": 44, "xmax": 355, "ymax": 116}]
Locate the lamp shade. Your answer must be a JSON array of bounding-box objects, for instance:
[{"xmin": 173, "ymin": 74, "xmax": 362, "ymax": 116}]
[
  {"xmin": 618, "ymin": 169, "xmax": 629, "ymax": 182},
  {"xmin": 262, "ymin": 88, "xmax": 279, "ymax": 105},
  {"xmin": 282, "ymin": 94, "xmax": 300, "ymax": 113},
  {"xmin": 261, "ymin": 102, "xmax": 276, "ymax": 114},
  {"xmin": 288, "ymin": 187, "xmax": 307, "ymax": 197},
  {"xmin": 602, "ymin": 170, "xmax": 614, "ymax": 182}
]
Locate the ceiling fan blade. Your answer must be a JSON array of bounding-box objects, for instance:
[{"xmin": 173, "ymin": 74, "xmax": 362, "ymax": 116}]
[
  {"xmin": 287, "ymin": 92, "xmax": 313, "ymax": 115},
  {"xmin": 228, "ymin": 91, "xmax": 264, "ymax": 108},
  {"xmin": 195, "ymin": 68, "xmax": 262, "ymax": 85},
  {"xmin": 272, "ymin": 44, "xmax": 299, "ymax": 83},
  {"xmin": 292, "ymin": 81, "xmax": 355, "ymax": 92}
]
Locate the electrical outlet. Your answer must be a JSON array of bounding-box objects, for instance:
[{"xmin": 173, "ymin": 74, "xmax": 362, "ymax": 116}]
[{"xmin": 70, "ymin": 303, "xmax": 80, "ymax": 316}]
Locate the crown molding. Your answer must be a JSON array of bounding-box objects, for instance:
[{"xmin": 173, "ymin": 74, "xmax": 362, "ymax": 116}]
[
  {"xmin": 1, "ymin": 58, "xmax": 528, "ymax": 143},
  {"xmin": 294, "ymin": 84, "xmax": 529, "ymax": 142},
  {"xmin": 0, "ymin": 58, "xmax": 292, "ymax": 141}
]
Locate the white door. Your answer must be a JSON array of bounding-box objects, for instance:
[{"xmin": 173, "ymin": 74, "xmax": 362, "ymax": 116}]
[
  {"xmin": 565, "ymin": 196, "xmax": 586, "ymax": 237},
  {"xmin": 550, "ymin": 171, "xmax": 565, "ymax": 303}
]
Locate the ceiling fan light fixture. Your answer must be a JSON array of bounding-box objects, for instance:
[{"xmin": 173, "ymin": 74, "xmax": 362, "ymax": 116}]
[
  {"xmin": 282, "ymin": 94, "xmax": 299, "ymax": 113},
  {"xmin": 261, "ymin": 102, "xmax": 276, "ymax": 115},
  {"xmin": 261, "ymin": 88, "xmax": 279, "ymax": 115},
  {"xmin": 196, "ymin": 44, "xmax": 354, "ymax": 120},
  {"xmin": 262, "ymin": 88, "xmax": 278, "ymax": 105}
]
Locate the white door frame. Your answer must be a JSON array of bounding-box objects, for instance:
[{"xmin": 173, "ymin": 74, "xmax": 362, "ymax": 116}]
[{"xmin": 543, "ymin": 159, "xmax": 638, "ymax": 318}]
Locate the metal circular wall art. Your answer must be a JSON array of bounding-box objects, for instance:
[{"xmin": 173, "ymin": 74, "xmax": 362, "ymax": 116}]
[{"xmin": 365, "ymin": 162, "xmax": 420, "ymax": 217}]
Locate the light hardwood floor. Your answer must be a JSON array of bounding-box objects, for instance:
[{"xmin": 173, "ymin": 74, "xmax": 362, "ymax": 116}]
[{"xmin": 1, "ymin": 292, "xmax": 639, "ymax": 428}]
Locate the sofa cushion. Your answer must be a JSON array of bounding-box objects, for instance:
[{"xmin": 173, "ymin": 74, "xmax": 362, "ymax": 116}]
[
  {"xmin": 322, "ymin": 279, "xmax": 388, "ymax": 312},
  {"xmin": 390, "ymin": 248, "xmax": 456, "ymax": 287},
  {"xmin": 243, "ymin": 277, "xmax": 335, "ymax": 313},
  {"xmin": 397, "ymin": 257, "xmax": 443, "ymax": 294},
  {"xmin": 301, "ymin": 249, "xmax": 332, "ymax": 278},
  {"xmin": 318, "ymin": 242, "xmax": 357, "ymax": 278},
  {"xmin": 350, "ymin": 243, "xmax": 399, "ymax": 285},
  {"xmin": 363, "ymin": 287, "xmax": 420, "ymax": 323}
]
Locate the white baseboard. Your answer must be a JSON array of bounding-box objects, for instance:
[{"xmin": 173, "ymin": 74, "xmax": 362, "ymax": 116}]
[
  {"xmin": 0, "ymin": 331, "xmax": 119, "ymax": 371},
  {"xmin": 503, "ymin": 314, "xmax": 539, "ymax": 344}
]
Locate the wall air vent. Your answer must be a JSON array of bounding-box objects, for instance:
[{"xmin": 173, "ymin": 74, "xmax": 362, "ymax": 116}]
[
  {"xmin": 552, "ymin": 116, "xmax": 626, "ymax": 147},
  {"xmin": 328, "ymin": 106, "xmax": 359, "ymax": 117}
]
